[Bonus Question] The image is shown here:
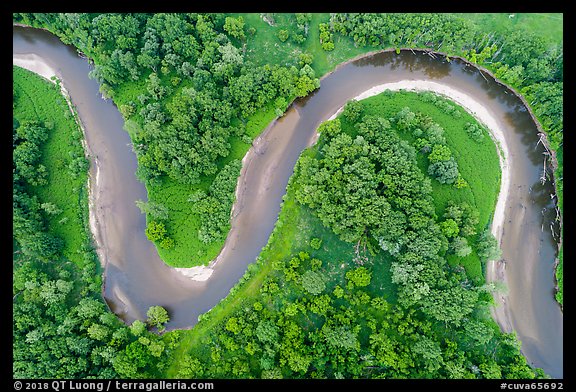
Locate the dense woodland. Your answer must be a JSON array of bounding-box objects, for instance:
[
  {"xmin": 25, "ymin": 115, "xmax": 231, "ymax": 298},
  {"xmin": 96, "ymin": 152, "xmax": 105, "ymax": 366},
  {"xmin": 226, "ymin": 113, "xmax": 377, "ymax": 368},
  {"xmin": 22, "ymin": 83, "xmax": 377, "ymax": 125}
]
[
  {"xmin": 166, "ymin": 100, "xmax": 540, "ymax": 378},
  {"xmin": 13, "ymin": 13, "xmax": 562, "ymax": 379}
]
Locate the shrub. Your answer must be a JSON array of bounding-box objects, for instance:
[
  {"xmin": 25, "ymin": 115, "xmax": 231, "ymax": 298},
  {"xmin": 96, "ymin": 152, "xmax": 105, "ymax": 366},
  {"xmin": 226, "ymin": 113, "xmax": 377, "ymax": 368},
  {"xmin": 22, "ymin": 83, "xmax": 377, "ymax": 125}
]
[
  {"xmin": 301, "ymin": 270, "xmax": 326, "ymax": 295},
  {"xmin": 477, "ymin": 229, "xmax": 502, "ymax": 261},
  {"xmin": 428, "ymin": 158, "xmax": 459, "ymax": 184},
  {"xmin": 277, "ymin": 29, "xmax": 289, "ymax": 42},
  {"xmin": 310, "ymin": 237, "xmax": 322, "ymax": 250},
  {"xmin": 145, "ymin": 221, "xmax": 167, "ymax": 242}
]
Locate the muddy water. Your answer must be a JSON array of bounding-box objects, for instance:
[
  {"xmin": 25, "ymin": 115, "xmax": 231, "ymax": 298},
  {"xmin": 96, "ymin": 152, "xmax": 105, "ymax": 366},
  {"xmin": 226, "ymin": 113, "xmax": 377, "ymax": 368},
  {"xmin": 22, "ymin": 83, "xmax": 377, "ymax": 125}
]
[{"xmin": 13, "ymin": 27, "xmax": 562, "ymax": 378}]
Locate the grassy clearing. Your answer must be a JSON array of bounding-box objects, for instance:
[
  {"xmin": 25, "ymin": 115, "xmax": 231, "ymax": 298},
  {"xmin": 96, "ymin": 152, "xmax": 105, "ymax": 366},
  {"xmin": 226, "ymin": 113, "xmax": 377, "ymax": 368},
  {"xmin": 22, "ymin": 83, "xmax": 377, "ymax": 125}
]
[
  {"xmin": 355, "ymin": 91, "xmax": 501, "ymax": 282},
  {"xmin": 238, "ymin": 13, "xmax": 368, "ymax": 77},
  {"xmin": 13, "ymin": 66, "xmax": 90, "ymax": 264},
  {"xmin": 146, "ymin": 176, "xmax": 215, "ymax": 267},
  {"xmin": 455, "ymin": 13, "xmax": 563, "ymax": 45}
]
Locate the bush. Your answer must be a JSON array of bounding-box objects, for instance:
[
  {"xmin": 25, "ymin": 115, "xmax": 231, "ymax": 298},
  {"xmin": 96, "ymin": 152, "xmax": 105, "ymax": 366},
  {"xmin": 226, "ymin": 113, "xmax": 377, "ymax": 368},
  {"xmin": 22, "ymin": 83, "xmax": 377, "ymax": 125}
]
[
  {"xmin": 440, "ymin": 219, "xmax": 460, "ymax": 238},
  {"xmin": 428, "ymin": 158, "xmax": 459, "ymax": 184},
  {"xmin": 310, "ymin": 237, "xmax": 322, "ymax": 250},
  {"xmin": 317, "ymin": 119, "xmax": 341, "ymax": 138},
  {"xmin": 477, "ymin": 229, "xmax": 502, "ymax": 261},
  {"xmin": 145, "ymin": 221, "xmax": 167, "ymax": 242},
  {"xmin": 160, "ymin": 237, "xmax": 175, "ymax": 249},
  {"xmin": 301, "ymin": 270, "xmax": 326, "ymax": 295},
  {"xmin": 465, "ymin": 122, "xmax": 485, "ymax": 142},
  {"xmin": 277, "ymin": 29, "xmax": 289, "ymax": 42}
]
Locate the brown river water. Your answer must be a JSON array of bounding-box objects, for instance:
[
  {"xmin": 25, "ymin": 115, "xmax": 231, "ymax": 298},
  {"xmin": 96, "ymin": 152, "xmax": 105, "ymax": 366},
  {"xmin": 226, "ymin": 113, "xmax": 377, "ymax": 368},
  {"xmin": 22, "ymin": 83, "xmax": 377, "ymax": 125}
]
[{"xmin": 13, "ymin": 26, "xmax": 562, "ymax": 378}]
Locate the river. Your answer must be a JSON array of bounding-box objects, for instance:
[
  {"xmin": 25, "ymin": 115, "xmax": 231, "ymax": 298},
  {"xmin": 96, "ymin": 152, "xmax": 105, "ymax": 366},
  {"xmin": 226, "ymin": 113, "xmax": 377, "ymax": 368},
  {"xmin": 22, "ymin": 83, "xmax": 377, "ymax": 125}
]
[{"xmin": 13, "ymin": 26, "xmax": 562, "ymax": 378}]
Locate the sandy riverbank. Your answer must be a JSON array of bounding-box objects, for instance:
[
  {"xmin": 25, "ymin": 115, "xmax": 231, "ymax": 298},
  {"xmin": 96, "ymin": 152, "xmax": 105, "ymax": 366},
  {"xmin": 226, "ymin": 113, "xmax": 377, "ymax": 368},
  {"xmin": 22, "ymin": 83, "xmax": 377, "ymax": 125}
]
[
  {"xmin": 326, "ymin": 79, "xmax": 512, "ymax": 332},
  {"xmin": 13, "ymin": 53, "xmax": 56, "ymax": 81},
  {"xmin": 13, "ymin": 54, "xmax": 109, "ymax": 268}
]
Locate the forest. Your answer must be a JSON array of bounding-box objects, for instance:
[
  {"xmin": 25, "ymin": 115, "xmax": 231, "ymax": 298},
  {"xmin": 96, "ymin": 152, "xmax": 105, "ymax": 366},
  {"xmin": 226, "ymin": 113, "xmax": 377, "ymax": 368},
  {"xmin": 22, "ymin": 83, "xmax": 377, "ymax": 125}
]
[
  {"xmin": 166, "ymin": 94, "xmax": 539, "ymax": 378},
  {"xmin": 12, "ymin": 12, "xmax": 562, "ymax": 379}
]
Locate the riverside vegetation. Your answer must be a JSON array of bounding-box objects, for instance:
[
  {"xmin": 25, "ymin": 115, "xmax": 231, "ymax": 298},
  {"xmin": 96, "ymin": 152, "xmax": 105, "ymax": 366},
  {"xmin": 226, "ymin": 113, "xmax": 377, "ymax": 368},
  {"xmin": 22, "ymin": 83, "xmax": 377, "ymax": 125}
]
[
  {"xmin": 166, "ymin": 93, "xmax": 538, "ymax": 378},
  {"xmin": 13, "ymin": 66, "xmax": 174, "ymax": 378},
  {"xmin": 13, "ymin": 12, "xmax": 562, "ymax": 378}
]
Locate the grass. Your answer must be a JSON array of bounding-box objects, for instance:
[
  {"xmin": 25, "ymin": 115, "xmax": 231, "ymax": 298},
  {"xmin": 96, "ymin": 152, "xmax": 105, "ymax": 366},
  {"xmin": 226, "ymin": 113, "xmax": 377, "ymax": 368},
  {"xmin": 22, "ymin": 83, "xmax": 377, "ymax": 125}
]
[
  {"xmin": 13, "ymin": 66, "xmax": 90, "ymax": 264},
  {"xmin": 455, "ymin": 13, "xmax": 563, "ymax": 45},
  {"xmin": 238, "ymin": 13, "xmax": 368, "ymax": 77},
  {"xmin": 146, "ymin": 176, "xmax": 217, "ymax": 267},
  {"xmin": 352, "ymin": 91, "xmax": 501, "ymax": 282}
]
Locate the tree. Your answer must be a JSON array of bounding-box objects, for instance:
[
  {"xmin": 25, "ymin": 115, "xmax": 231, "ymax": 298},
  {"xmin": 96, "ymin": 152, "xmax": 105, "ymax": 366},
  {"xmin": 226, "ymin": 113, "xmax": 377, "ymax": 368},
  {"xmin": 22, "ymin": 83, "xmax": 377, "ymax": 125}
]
[
  {"xmin": 317, "ymin": 119, "xmax": 341, "ymax": 138},
  {"xmin": 256, "ymin": 320, "xmax": 279, "ymax": 344},
  {"xmin": 225, "ymin": 317, "xmax": 242, "ymax": 334},
  {"xmin": 477, "ymin": 229, "xmax": 502, "ymax": 261},
  {"xmin": 465, "ymin": 122, "xmax": 485, "ymax": 142},
  {"xmin": 298, "ymin": 52, "xmax": 313, "ymax": 67},
  {"xmin": 444, "ymin": 201, "xmax": 479, "ymax": 237},
  {"xmin": 440, "ymin": 219, "xmax": 460, "ymax": 238},
  {"xmin": 87, "ymin": 323, "xmax": 110, "ymax": 341},
  {"xmin": 223, "ymin": 16, "xmax": 245, "ymax": 40},
  {"xmin": 421, "ymin": 285, "xmax": 478, "ymax": 326},
  {"xmin": 346, "ymin": 267, "xmax": 372, "ymax": 289},
  {"xmin": 40, "ymin": 202, "xmax": 62, "ymax": 215},
  {"xmin": 428, "ymin": 158, "xmax": 459, "ymax": 184},
  {"xmin": 177, "ymin": 355, "xmax": 204, "ymax": 378},
  {"xmin": 322, "ymin": 324, "xmax": 359, "ymax": 351},
  {"xmin": 301, "ymin": 270, "xmax": 326, "ymax": 295},
  {"xmin": 464, "ymin": 319, "xmax": 494, "ymax": 346},
  {"xmin": 428, "ymin": 144, "xmax": 452, "ymax": 163},
  {"xmin": 146, "ymin": 305, "xmax": 169, "ymax": 331},
  {"xmin": 159, "ymin": 237, "xmax": 175, "ymax": 249},
  {"xmin": 319, "ymin": 23, "xmax": 334, "ymax": 51},
  {"xmin": 395, "ymin": 107, "xmax": 417, "ymax": 130},
  {"xmin": 412, "ymin": 335, "xmax": 444, "ymax": 373},
  {"xmin": 450, "ymin": 236, "xmax": 472, "ymax": 257},
  {"xmin": 277, "ymin": 29, "xmax": 289, "ymax": 42},
  {"xmin": 129, "ymin": 320, "xmax": 147, "ymax": 336},
  {"xmin": 343, "ymin": 99, "xmax": 363, "ymax": 123}
]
